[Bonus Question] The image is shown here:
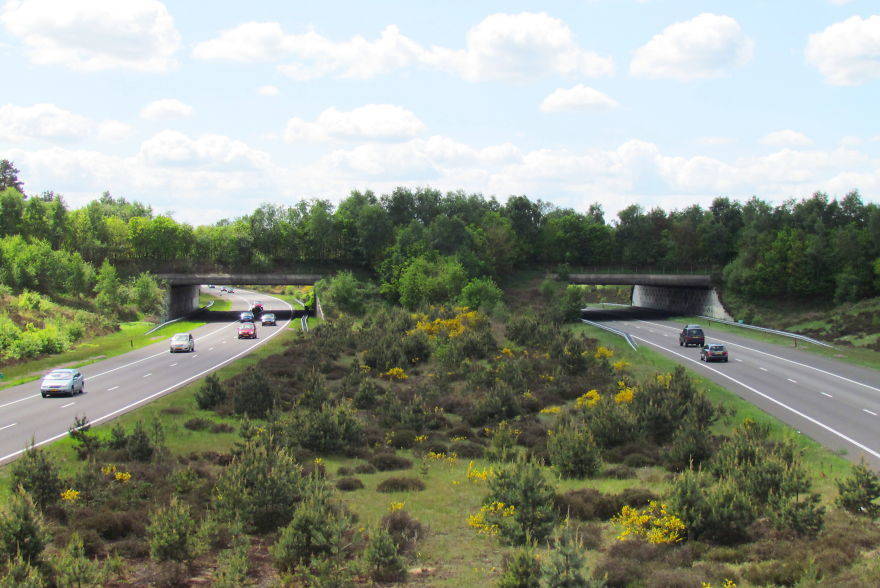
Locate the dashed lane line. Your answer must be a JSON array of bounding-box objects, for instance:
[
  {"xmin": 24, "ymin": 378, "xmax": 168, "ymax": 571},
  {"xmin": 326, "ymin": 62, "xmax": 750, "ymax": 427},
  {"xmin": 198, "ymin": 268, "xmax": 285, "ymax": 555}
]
[
  {"xmin": 625, "ymin": 332, "xmax": 880, "ymax": 461},
  {"xmin": 107, "ymin": 386, "xmax": 119, "ymax": 391},
  {"xmin": 864, "ymin": 409, "xmax": 878, "ymax": 417},
  {"xmin": 0, "ymin": 395, "xmax": 39, "ymax": 409},
  {"xmin": 142, "ymin": 373, "xmax": 152, "ymax": 378},
  {"xmin": 787, "ymin": 378, "xmax": 797, "ymax": 384},
  {"xmin": 169, "ymin": 363, "xmax": 177, "ymax": 367},
  {"xmin": 821, "ymin": 392, "xmax": 833, "ymax": 398},
  {"xmin": 0, "ymin": 423, "xmax": 17, "ymax": 432},
  {"xmin": 61, "ymin": 402, "xmax": 75, "ymax": 408},
  {"xmin": 759, "ymin": 367, "xmax": 768, "ymax": 372}
]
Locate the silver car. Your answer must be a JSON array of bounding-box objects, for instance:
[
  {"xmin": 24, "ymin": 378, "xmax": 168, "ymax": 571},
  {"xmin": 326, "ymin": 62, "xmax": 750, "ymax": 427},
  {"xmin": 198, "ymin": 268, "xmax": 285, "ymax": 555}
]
[
  {"xmin": 170, "ymin": 333, "xmax": 195, "ymax": 353},
  {"xmin": 41, "ymin": 369, "xmax": 85, "ymax": 398}
]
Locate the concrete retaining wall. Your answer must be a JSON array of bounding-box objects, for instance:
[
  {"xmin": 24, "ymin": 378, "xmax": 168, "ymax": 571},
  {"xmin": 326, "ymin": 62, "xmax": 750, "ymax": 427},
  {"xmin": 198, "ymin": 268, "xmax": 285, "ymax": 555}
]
[
  {"xmin": 632, "ymin": 285, "xmax": 732, "ymax": 320},
  {"xmin": 164, "ymin": 285, "xmax": 200, "ymax": 321}
]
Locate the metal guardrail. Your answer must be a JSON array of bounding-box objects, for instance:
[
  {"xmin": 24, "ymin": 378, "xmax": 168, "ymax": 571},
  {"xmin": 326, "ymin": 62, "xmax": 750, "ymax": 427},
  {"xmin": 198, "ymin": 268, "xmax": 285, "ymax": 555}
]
[
  {"xmin": 580, "ymin": 319, "xmax": 638, "ymax": 351},
  {"xmin": 696, "ymin": 315, "xmax": 832, "ymax": 348}
]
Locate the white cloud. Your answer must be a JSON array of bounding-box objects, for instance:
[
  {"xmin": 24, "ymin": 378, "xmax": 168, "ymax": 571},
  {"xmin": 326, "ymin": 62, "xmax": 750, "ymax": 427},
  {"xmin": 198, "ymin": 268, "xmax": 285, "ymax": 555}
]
[
  {"xmin": 140, "ymin": 99, "xmax": 193, "ymax": 120},
  {"xmin": 97, "ymin": 120, "xmax": 134, "ymax": 142},
  {"xmin": 257, "ymin": 85, "xmax": 280, "ymax": 96},
  {"xmin": 0, "ymin": 103, "xmax": 90, "ymax": 142},
  {"xmin": 630, "ymin": 13, "xmax": 754, "ymax": 81},
  {"xmin": 695, "ymin": 136, "xmax": 735, "ymax": 146},
  {"xmin": 540, "ymin": 84, "xmax": 619, "ymax": 112},
  {"xmin": 806, "ymin": 15, "xmax": 880, "ymax": 86},
  {"xmin": 0, "ymin": 0, "xmax": 180, "ymax": 72},
  {"xmin": 137, "ymin": 130, "xmax": 271, "ymax": 170},
  {"xmin": 0, "ymin": 102, "xmax": 132, "ymax": 144},
  {"xmin": 194, "ymin": 12, "xmax": 613, "ymax": 82},
  {"xmin": 828, "ymin": 0, "xmax": 855, "ymax": 4},
  {"xmin": 760, "ymin": 130, "xmax": 813, "ymax": 148},
  {"xmin": 285, "ymin": 104, "xmax": 426, "ymax": 142}
]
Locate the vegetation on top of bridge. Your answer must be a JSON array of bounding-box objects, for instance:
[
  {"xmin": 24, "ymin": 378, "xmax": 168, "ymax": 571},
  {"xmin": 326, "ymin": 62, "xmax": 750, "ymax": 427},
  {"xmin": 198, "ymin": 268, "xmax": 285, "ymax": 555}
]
[{"xmin": 2, "ymin": 158, "xmax": 879, "ymax": 311}]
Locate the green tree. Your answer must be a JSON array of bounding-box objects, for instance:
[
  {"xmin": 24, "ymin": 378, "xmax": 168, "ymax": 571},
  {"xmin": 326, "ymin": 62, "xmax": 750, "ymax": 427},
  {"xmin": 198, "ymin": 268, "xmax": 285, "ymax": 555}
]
[
  {"xmin": 458, "ymin": 276, "xmax": 503, "ymax": 310},
  {"xmin": 94, "ymin": 259, "xmax": 122, "ymax": 309},
  {"xmin": 0, "ymin": 160, "xmax": 23, "ymax": 192}
]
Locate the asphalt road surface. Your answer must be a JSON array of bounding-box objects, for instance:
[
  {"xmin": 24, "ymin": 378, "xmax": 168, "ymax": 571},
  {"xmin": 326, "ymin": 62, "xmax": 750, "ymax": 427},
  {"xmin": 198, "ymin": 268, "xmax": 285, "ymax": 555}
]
[
  {"xmin": 0, "ymin": 287, "xmax": 294, "ymax": 464},
  {"xmin": 583, "ymin": 307, "xmax": 880, "ymax": 470}
]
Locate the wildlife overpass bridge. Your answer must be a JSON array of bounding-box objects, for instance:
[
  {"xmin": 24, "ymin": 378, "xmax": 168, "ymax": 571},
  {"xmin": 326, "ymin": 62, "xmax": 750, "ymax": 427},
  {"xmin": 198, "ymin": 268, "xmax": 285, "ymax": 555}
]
[
  {"xmin": 157, "ymin": 273, "xmax": 324, "ymax": 320},
  {"xmin": 567, "ymin": 273, "xmax": 731, "ymax": 319}
]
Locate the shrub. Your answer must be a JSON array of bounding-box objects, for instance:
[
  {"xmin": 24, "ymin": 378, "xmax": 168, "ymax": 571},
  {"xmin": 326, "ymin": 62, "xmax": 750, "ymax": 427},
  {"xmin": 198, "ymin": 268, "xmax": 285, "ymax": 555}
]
[
  {"xmin": 147, "ymin": 498, "xmax": 197, "ymax": 562},
  {"xmin": 485, "ymin": 421, "xmax": 521, "ymax": 463},
  {"xmin": 611, "ymin": 501, "xmax": 685, "ymax": 545},
  {"xmin": 353, "ymin": 463, "xmax": 377, "ymax": 475},
  {"xmin": 742, "ymin": 560, "xmax": 804, "ymax": 586},
  {"xmin": 593, "ymin": 555, "xmax": 645, "ymax": 587},
  {"xmin": 380, "ymin": 509, "xmax": 423, "ymax": 555},
  {"xmin": 0, "ymin": 488, "xmax": 50, "ymax": 563},
  {"xmin": 363, "ymin": 527, "xmax": 407, "ymax": 583},
  {"xmin": 669, "ymin": 470, "xmax": 756, "ymax": 544},
  {"xmin": 9, "ymin": 442, "xmax": 62, "ymax": 510},
  {"xmin": 555, "ymin": 489, "xmax": 616, "ymax": 521},
  {"xmin": 210, "ymin": 422, "xmax": 234, "ymax": 434},
  {"xmin": 271, "ymin": 480, "xmax": 354, "ymax": 573},
  {"xmin": 232, "ymin": 369, "xmax": 277, "ymax": 418},
  {"xmin": 377, "ymin": 477, "xmax": 426, "ymax": 492},
  {"xmin": 498, "ymin": 544, "xmax": 541, "ymax": 588},
  {"xmin": 183, "ymin": 417, "xmax": 212, "ymax": 431},
  {"xmin": 604, "ymin": 464, "xmax": 636, "ymax": 479},
  {"xmin": 284, "ymin": 401, "xmax": 364, "ymax": 454},
  {"xmin": 336, "ymin": 466, "xmax": 354, "ymax": 476},
  {"xmin": 547, "ymin": 425, "xmax": 602, "ymax": 479},
  {"xmin": 214, "ymin": 537, "xmax": 250, "ymax": 588},
  {"xmin": 213, "ymin": 434, "xmax": 304, "ymax": 533},
  {"xmin": 55, "ymin": 533, "xmax": 106, "ymax": 587},
  {"xmin": 835, "ymin": 460, "xmax": 880, "ymax": 518},
  {"xmin": 451, "ymin": 440, "xmax": 484, "ymax": 459},
  {"xmin": 485, "ymin": 459, "xmax": 556, "ymax": 545},
  {"xmin": 540, "ymin": 523, "xmax": 598, "ymax": 587},
  {"xmin": 369, "ymin": 453, "xmax": 412, "ymax": 472},
  {"xmin": 0, "ymin": 551, "xmax": 45, "ymax": 586},
  {"xmin": 126, "ymin": 420, "xmax": 155, "ymax": 462},
  {"xmin": 644, "ymin": 568, "xmax": 704, "ymax": 588},
  {"xmin": 336, "ymin": 477, "xmax": 364, "ymax": 492},
  {"xmin": 458, "ymin": 277, "xmax": 503, "ymax": 311},
  {"xmin": 196, "ymin": 373, "xmax": 227, "ymax": 410}
]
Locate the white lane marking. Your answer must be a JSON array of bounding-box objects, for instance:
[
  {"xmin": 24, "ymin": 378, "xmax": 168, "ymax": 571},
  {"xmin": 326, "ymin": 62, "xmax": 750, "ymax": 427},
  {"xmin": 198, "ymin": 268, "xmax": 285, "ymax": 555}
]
[
  {"xmin": 222, "ymin": 341, "xmax": 227, "ymax": 344},
  {"xmin": 0, "ymin": 394, "xmax": 39, "ymax": 409},
  {"xmin": 192, "ymin": 354, "xmax": 198, "ymax": 358},
  {"xmin": 0, "ymin": 292, "xmax": 294, "ymax": 465},
  {"xmin": 107, "ymin": 386, "xmax": 119, "ymax": 391},
  {"xmin": 635, "ymin": 319, "xmax": 880, "ymax": 394},
  {"xmin": 209, "ymin": 347, "xmax": 214, "ymax": 351},
  {"xmin": 821, "ymin": 392, "xmax": 833, "ymax": 398},
  {"xmin": 142, "ymin": 373, "xmax": 152, "ymax": 378},
  {"xmin": 759, "ymin": 367, "xmax": 768, "ymax": 372},
  {"xmin": 0, "ymin": 423, "xmax": 18, "ymax": 431},
  {"xmin": 787, "ymin": 378, "xmax": 797, "ymax": 384},
  {"xmin": 61, "ymin": 402, "xmax": 75, "ymax": 408},
  {"xmin": 625, "ymin": 332, "xmax": 880, "ymax": 460},
  {"xmin": 169, "ymin": 363, "xmax": 177, "ymax": 367},
  {"xmin": 735, "ymin": 358, "xmax": 743, "ymax": 362},
  {"xmin": 864, "ymin": 409, "xmax": 878, "ymax": 416}
]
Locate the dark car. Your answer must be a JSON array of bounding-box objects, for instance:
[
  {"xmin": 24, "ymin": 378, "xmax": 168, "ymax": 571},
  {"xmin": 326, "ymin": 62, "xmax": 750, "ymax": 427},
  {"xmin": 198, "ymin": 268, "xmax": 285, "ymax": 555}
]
[
  {"xmin": 261, "ymin": 313, "xmax": 276, "ymax": 326},
  {"xmin": 240, "ymin": 311, "xmax": 254, "ymax": 323},
  {"xmin": 701, "ymin": 343, "xmax": 729, "ymax": 362},
  {"xmin": 251, "ymin": 301, "xmax": 264, "ymax": 316},
  {"xmin": 679, "ymin": 325, "xmax": 705, "ymax": 347},
  {"xmin": 237, "ymin": 322, "xmax": 257, "ymax": 339}
]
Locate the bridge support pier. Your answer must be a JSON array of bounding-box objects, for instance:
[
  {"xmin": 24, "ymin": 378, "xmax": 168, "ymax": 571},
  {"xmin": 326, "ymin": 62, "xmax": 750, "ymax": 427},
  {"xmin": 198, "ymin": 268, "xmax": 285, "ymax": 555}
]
[
  {"xmin": 164, "ymin": 285, "xmax": 200, "ymax": 322},
  {"xmin": 632, "ymin": 286, "xmax": 732, "ymax": 320}
]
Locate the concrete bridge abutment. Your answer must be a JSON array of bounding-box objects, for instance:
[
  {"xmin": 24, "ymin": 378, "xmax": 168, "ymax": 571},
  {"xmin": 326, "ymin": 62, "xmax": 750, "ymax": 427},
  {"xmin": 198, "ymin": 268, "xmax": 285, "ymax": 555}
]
[
  {"xmin": 164, "ymin": 285, "xmax": 200, "ymax": 322},
  {"xmin": 631, "ymin": 285, "xmax": 732, "ymax": 320}
]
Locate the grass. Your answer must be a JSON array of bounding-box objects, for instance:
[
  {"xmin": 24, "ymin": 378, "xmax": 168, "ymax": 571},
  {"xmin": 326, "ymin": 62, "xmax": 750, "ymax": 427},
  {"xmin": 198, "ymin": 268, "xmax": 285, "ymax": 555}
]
[
  {"xmin": 200, "ymin": 292, "xmax": 232, "ymax": 311},
  {"xmin": 0, "ymin": 325, "xmax": 301, "ymax": 504},
  {"xmin": 571, "ymin": 323, "xmax": 852, "ymax": 499},
  {"xmin": 671, "ymin": 314, "xmax": 880, "ymax": 372}
]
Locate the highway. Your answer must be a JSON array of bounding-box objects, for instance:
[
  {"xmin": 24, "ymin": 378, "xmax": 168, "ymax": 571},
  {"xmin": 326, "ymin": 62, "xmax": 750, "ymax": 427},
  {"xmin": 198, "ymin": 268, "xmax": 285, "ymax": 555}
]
[
  {"xmin": 583, "ymin": 307, "xmax": 880, "ymax": 470},
  {"xmin": 0, "ymin": 287, "xmax": 296, "ymax": 464}
]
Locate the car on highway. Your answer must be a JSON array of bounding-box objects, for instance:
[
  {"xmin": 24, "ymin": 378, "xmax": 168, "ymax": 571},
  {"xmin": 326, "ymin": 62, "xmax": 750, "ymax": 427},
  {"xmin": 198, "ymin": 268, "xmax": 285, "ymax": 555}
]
[
  {"xmin": 40, "ymin": 369, "xmax": 85, "ymax": 398},
  {"xmin": 237, "ymin": 322, "xmax": 257, "ymax": 339},
  {"xmin": 220, "ymin": 287, "xmax": 227, "ymax": 292},
  {"xmin": 679, "ymin": 325, "xmax": 705, "ymax": 347},
  {"xmin": 240, "ymin": 311, "xmax": 254, "ymax": 323},
  {"xmin": 261, "ymin": 313, "xmax": 276, "ymax": 326},
  {"xmin": 251, "ymin": 301, "xmax": 264, "ymax": 316},
  {"xmin": 169, "ymin": 333, "xmax": 195, "ymax": 353},
  {"xmin": 701, "ymin": 343, "xmax": 729, "ymax": 362},
  {"xmin": 228, "ymin": 288, "xmax": 235, "ymax": 294},
  {"xmin": 208, "ymin": 284, "xmax": 215, "ymax": 289}
]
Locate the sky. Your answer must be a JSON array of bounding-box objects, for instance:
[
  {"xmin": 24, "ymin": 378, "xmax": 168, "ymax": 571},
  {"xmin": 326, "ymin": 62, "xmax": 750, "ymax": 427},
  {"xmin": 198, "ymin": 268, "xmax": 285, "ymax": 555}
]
[{"xmin": 1, "ymin": 0, "xmax": 879, "ymax": 225}]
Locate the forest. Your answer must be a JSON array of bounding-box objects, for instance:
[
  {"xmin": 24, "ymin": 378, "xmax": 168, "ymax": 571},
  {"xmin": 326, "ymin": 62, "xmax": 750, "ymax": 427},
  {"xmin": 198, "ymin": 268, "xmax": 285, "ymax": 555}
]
[{"xmin": 2, "ymin": 159, "xmax": 880, "ymax": 310}]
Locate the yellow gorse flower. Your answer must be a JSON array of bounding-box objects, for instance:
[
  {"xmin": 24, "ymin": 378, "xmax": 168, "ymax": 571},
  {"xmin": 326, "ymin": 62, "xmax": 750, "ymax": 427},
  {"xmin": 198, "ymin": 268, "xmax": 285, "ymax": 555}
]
[
  {"xmin": 61, "ymin": 488, "xmax": 80, "ymax": 502},
  {"xmin": 576, "ymin": 389, "xmax": 601, "ymax": 408},
  {"xmin": 466, "ymin": 460, "xmax": 495, "ymax": 483},
  {"xmin": 114, "ymin": 471, "xmax": 132, "ymax": 483},
  {"xmin": 101, "ymin": 464, "xmax": 117, "ymax": 476},
  {"xmin": 468, "ymin": 501, "xmax": 516, "ymax": 535},
  {"xmin": 612, "ymin": 360, "xmax": 631, "ymax": 372},
  {"xmin": 594, "ymin": 346, "xmax": 614, "ymax": 360},
  {"xmin": 382, "ymin": 367, "xmax": 408, "ymax": 380},
  {"xmin": 388, "ymin": 502, "xmax": 405, "ymax": 512},
  {"xmin": 540, "ymin": 405, "xmax": 562, "ymax": 414},
  {"xmin": 612, "ymin": 501, "xmax": 685, "ymax": 544}
]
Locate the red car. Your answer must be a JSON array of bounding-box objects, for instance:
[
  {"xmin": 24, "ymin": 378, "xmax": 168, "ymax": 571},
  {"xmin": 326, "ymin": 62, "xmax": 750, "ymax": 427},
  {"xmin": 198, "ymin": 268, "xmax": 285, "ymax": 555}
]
[{"xmin": 237, "ymin": 322, "xmax": 257, "ymax": 339}]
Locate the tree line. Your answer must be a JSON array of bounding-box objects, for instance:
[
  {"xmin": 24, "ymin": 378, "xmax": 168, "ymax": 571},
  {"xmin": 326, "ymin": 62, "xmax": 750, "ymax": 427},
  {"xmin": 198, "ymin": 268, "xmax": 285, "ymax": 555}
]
[{"xmin": 2, "ymin": 159, "xmax": 879, "ymax": 305}]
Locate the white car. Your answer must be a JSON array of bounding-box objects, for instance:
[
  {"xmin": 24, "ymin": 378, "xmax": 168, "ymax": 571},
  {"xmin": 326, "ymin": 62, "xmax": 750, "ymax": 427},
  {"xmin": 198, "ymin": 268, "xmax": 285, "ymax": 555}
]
[
  {"xmin": 41, "ymin": 369, "xmax": 85, "ymax": 398},
  {"xmin": 170, "ymin": 333, "xmax": 195, "ymax": 353}
]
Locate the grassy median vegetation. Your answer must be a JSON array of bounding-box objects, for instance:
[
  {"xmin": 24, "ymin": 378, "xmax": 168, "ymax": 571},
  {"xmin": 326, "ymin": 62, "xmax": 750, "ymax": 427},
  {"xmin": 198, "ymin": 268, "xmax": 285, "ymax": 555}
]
[{"xmin": 2, "ymin": 277, "xmax": 880, "ymax": 586}]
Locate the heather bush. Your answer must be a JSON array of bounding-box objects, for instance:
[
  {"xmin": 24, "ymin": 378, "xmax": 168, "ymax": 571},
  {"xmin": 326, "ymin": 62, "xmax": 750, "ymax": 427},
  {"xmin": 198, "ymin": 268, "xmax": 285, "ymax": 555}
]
[
  {"xmin": 183, "ymin": 417, "xmax": 212, "ymax": 431},
  {"xmin": 0, "ymin": 488, "xmax": 50, "ymax": 563},
  {"xmin": 147, "ymin": 497, "xmax": 197, "ymax": 562},
  {"xmin": 377, "ymin": 477, "xmax": 425, "ymax": 492},
  {"xmin": 369, "ymin": 453, "xmax": 412, "ymax": 472},
  {"xmin": 468, "ymin": 383, "xmax": 522, "ymax": 427},
  {"xmin": 547, "ymin": 424, "xmax": 602, "ymax": 479},
  {"xmin": 232, "ymin": 369, "xmax": 277, "ymax": 418},
  {"xmin": 9, "ymin": 442, "xmax": 62, "ymax": 510},
  {"xmin": 195, "ymin": 374, "xmax": 226, "ymax": 410},
  {"xmin": 363, "ymin": 527, "xmax": 407, "ymax": 583},
  {"xmin": 336, "ymin": 477, "xmax": 364, "ymax": 491},
  {"xmin": 485, "ymin": 458, "xmax": 556, "ymax": 545},
  {"xmin": 380, "ymin": 509, "xmax": 423, "ymax": 555},
  {"xmin": 213, "ymin": 433, "xmax": 304, "ymax": 533},
  {"xmin": 353, "ymin": 462, "xmax": 377, "ymax": 475}
]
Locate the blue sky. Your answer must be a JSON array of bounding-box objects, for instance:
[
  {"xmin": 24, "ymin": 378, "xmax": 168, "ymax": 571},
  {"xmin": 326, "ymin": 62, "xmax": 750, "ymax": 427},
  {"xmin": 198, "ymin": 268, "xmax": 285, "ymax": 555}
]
[{"xmin": 1, "ymin": 0, "xmax": 878, "ymax": 224}]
